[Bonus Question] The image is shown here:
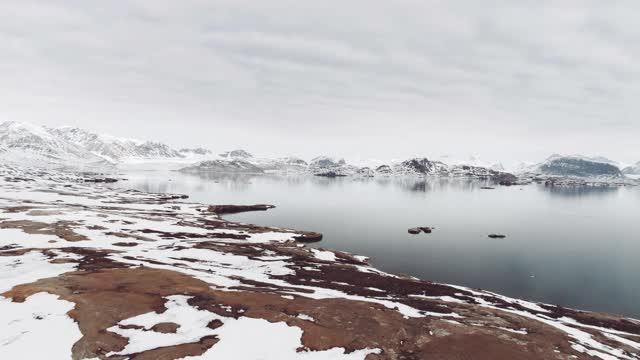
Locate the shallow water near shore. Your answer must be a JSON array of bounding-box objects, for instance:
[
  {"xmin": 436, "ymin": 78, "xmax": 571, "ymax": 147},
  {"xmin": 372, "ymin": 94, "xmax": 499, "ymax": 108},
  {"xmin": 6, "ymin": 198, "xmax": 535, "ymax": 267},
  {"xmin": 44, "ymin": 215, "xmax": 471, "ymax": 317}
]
[{"xmin": 115, "ymin": 171, "xmax": 640, "ymax": 318}]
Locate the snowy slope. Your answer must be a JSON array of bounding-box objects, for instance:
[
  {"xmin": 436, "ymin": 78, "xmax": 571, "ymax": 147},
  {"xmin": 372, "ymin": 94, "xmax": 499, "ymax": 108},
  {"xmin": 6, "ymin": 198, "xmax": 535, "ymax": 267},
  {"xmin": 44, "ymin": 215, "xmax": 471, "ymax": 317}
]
[
  {"xmin": 50, "ymin": 126, "xmax": 184, "ymax": 161},
  {"xmin": 0, "ymin": 121, "xmax": 111, "ymax": 168},
  {"xmin": 179, "ymin": 159, "xmax": 264, "ymax": 173},
  {"xmin": 622, "ymin": 161, "xmax": 640, "ymax": 175},
  {"xmin": 534, "ymin": 155, "xmax": 623, "ymax": 178}
]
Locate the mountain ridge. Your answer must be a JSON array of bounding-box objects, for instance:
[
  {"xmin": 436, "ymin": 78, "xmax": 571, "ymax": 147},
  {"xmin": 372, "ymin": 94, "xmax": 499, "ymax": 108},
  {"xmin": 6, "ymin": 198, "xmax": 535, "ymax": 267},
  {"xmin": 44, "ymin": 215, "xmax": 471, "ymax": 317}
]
[{"xmin": 0, "ymin": 121, "xmax": 635, "ymax": 184}]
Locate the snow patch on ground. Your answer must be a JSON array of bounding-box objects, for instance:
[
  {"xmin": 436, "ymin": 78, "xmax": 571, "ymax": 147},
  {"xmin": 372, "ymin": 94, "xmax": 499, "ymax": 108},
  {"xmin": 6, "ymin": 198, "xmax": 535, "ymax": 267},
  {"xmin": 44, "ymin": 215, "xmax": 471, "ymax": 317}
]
[
  {"xmin": 0, "ymin": 251, "xmax": 77, "ymax": 293},
  {"xmin": 0, "ymin": 293, "xmax": 81, "ymax": 358},
  {"xmin": 311, "ymin": 249, "xmax": 336, "ymax": 262},
  {"xmin": 110, "ymin": 295, "xmax": 380, "ymax": 359}
]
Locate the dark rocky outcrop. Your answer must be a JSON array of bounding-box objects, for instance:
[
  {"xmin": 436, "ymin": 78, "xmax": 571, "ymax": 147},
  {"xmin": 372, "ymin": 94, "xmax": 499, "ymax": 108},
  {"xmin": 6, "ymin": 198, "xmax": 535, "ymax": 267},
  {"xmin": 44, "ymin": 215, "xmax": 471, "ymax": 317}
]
[
  {"xmin": 293, "ymin": 232, "xmax": 323, "ymax": 243},
  {"xmin": 400, "ymin": 158, "xmax": 440, "ymax": 174},
  {"xmin": 207, "ymin": 204, "xmax": 275, "ymax": 215},
  {"xmin": 314, "ymin": 171, "xmax": 347, "ymax": 178},
  {"xmin": 492, "ymin": 173, "xmax": 518, "ymax": 186},
  {"xmin": 83, "ymin": 178, "xmax": 119, "ymax": 183}
]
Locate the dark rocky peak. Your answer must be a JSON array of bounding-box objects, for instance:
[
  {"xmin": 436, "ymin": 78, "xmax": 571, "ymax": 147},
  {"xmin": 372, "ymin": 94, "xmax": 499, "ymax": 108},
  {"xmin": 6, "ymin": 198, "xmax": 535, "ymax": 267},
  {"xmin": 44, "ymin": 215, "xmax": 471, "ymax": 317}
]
[{"xmin": 400, "ymin": 158, "xmax": 440, "ymax": 174}]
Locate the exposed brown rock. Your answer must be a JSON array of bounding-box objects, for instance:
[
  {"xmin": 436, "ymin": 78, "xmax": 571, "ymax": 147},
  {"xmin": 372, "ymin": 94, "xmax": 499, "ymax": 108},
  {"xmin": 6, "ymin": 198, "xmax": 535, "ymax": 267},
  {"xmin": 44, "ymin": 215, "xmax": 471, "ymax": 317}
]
[
  {"xmin": 2, "ymin": 267, "xmax": 594, "ymax": 360},
  {"xmin": 207, "ymin": 204, "xmax": 275, "ymax": 215},
  {"xmin": 0, "ymin": 219, "xmax": 88, "ymax": 241},
  {"xmin": 151, "ymin": 322, "xmax": 180, "ymax": 334},
  {"xmin": 293, "ymin": 232, "xmax": 323, "ymax": 243}
]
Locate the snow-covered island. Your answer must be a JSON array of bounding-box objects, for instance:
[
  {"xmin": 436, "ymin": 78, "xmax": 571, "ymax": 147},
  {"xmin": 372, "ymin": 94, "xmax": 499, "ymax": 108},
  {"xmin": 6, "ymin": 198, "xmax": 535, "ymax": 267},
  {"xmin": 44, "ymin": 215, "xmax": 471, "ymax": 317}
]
[{"xmin": 1, "ymin": 163, "xmax": 639, "ymax": 359}]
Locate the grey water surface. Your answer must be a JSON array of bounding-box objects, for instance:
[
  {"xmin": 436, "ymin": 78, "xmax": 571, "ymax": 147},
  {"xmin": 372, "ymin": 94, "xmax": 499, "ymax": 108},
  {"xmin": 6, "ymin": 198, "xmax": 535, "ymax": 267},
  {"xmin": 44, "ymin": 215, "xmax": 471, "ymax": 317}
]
[{"xmin": 116, "ymin": 171, "xmax": 640, "ymax": 318}]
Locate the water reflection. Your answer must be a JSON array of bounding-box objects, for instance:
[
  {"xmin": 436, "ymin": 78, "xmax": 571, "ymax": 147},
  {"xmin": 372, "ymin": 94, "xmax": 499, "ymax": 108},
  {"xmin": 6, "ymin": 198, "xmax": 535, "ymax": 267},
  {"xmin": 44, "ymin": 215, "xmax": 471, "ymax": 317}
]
[
  {"xmin": 115, "ymin": 171, "xmax": 640, "ymax": 318},
  {"xmin": 542, "ymin": 185, "xmax": 619, "ymax": 197}
]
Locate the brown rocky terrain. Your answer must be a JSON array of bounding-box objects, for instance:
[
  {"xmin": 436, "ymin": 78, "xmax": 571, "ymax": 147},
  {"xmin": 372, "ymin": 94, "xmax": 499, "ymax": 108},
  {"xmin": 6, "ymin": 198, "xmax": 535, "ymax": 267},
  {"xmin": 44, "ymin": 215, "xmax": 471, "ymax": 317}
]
[{"xmin": 0, "ymin": 165, "xmax": 638, "ymax": 359}]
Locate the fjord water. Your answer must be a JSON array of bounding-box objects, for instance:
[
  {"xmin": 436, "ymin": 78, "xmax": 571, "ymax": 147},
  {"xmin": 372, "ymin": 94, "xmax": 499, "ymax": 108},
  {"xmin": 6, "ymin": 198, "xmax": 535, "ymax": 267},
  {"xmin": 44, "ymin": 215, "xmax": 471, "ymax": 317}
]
[{"xmin": 117, "ymin": 172, "xmax": 640, "ymax": 318}]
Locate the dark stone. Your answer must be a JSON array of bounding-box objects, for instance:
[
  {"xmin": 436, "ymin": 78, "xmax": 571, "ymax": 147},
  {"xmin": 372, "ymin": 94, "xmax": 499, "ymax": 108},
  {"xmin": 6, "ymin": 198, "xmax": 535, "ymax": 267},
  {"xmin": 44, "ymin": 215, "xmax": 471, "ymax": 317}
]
[
  {"xmin": 207, "ymin": 204, "xmax": 275, "ymax": 215},
  {"xmin": 293, "ymin": 232, "xmax": 323, "ymax": 243},
  {"xmin": 492, "ymin": 173, "xmax": 518, "ymax": 186},
  {"xmin": 488, "ymin": 234, "xmax": 507, "ymax": 239},
  {"xmin": 84, "ymin": 178, "xmax": 119, "ymax": 183},
  {"xmin": 408, "ymin": 227, "xmax": 433, "ymax": 234}
]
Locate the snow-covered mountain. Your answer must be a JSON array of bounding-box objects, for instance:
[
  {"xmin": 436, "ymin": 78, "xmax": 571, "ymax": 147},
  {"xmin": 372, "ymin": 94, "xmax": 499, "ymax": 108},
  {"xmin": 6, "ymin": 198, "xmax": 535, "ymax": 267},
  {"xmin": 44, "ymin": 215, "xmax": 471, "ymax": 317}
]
[
  {"xmin": 307, "ymin": 156, "xmax": 359, "ymax": 176},
  {"xmin": 219, "ymin": 149, "xmax": 253, "ymax": 159},
  {"xmin": 50, "ymin": 126, "xmax": 184, "ymax": 161},
  {"xmin": 533, "ymin": 155, "xmax": 623, "ymax": 178},
  {"xmin": 0, "ymin": 121, "xmax": 110, "ymax": 168},
  {"xmin": 438, "ymin": 154, "xmax": 504, "ymax": 172},
  {"xmin": 252, "ymin": 156, "xmax": 309, "ymax": 172},
  {"xmin": 179, "ymin": 148, "xmax": 212, "ymax": 156},
  {"xmin": 622, "ymin": 162, "xmax": 640, "ymax": 175},
  {"xmin": 391, "ymin": 158, "xmax": 449, "ymax": 176},
  {"xmin": 0, "ymin": 121, "xmax": 194, "ymax": 168},
  {"xmin": 2, "ymin": 121, "xmax": 633, "ymax": 185},
  {"xmin": 179, "ymin": 159, "xmax": 264, "ymax": 174}
]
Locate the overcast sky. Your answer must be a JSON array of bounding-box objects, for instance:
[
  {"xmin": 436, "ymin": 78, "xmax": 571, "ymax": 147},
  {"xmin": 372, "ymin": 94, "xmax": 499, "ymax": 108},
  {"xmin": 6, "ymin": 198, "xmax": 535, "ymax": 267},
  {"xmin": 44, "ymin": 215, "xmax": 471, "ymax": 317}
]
[{"xmin": 1, "ymin": 1, "xmax": 639, "ymax": 164}]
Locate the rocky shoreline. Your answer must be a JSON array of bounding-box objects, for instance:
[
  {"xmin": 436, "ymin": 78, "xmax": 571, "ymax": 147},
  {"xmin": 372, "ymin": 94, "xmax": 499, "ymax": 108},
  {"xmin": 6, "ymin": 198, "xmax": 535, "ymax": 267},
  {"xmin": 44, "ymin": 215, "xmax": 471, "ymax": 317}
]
[{"xmin": 0, "ymin": 164, "xmax": 639, "ymax": 359}]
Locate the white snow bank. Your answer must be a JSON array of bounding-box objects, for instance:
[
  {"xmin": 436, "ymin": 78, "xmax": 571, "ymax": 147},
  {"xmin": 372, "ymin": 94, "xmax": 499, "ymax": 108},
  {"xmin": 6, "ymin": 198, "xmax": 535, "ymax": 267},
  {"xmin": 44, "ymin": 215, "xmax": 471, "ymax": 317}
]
[
  {"xmin": 0, "ymin": 293, "xmax": 81, "ymax": 358},
  {"xmin": 311, "ymin": 249, "xmax": 336, "ymax": 262},
  {"xmin": 0, "ymin": 251, "xmax": 77, "ymax": 293}
]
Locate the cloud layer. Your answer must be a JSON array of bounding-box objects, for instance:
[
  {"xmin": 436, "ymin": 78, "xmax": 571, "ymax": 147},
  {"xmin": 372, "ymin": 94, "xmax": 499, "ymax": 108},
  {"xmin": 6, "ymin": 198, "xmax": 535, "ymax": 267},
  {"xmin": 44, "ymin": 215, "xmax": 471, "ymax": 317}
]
[{"xmin": 1, "ymin": 1, "xmax": 638, "ymax": 163}]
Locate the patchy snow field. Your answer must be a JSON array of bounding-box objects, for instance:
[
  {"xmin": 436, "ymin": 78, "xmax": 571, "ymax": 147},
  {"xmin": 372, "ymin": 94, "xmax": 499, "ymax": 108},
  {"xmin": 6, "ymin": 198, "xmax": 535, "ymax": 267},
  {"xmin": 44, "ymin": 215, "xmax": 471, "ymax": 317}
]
[{"xmin": 0, "ymin": 164, "xmax": 638, "ymax": 359}]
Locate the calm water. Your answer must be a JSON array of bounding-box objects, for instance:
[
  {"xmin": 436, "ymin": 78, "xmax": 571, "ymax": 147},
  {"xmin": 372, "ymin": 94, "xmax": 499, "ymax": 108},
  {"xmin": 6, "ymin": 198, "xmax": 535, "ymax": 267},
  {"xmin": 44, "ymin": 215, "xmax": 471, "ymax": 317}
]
[{"xmin": 115, "ymin": 171, "xmax": 640, "ymax": 318}]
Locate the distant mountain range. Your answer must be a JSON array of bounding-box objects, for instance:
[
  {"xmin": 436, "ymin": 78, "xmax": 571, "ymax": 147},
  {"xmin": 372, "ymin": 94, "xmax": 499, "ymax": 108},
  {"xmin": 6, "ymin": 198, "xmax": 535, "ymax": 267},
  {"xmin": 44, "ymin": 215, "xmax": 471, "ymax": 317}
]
[
  {"xmin": 0, "ymin": 121, "xmax": 206, "ymax": 168},
  {"xmin": 0, "ymin": 121, "xmax": 636, "ymax": 183},
  {"xmin": 0, "ymin": 121, "xmax": 109, "ymax": 167},
  {"xmin": 622, "ymin": 162, "xmax": 640, "ymax": 175}
]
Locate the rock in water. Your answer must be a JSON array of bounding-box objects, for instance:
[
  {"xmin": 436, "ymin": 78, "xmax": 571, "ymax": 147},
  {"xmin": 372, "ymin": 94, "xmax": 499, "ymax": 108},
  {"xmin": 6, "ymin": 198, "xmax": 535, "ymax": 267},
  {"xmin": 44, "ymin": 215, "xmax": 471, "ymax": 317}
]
[
  {"xmin": 492, "ymin": 173, "xmax": 518, "ymax": 186},
  {"xmin": 314, "ymin": 171, "xmax": 347, "ymax": 178},
  {"xmin": 207, "ymin": 204, "xmax": 275, "ymax": 214},
  {"xmin": 408, "ymin": 227, "xmax": 433, "ymax": 234},
  {"xmin": 488, "ymin": 234, "xmax": 507, "ymax": 239},
  {"xmin": 293, "ymin": 232, "xmax": 323, "ymax": 243}
]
